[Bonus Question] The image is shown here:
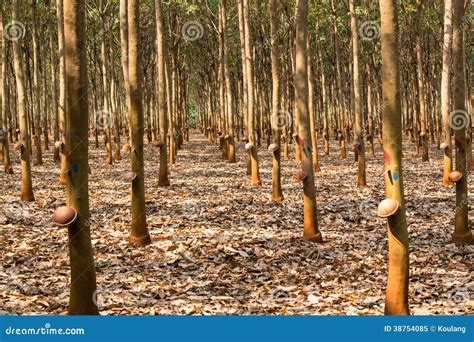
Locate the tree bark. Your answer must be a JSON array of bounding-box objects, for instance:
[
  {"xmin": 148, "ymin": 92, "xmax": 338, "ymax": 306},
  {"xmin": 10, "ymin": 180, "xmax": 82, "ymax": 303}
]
[
  {"xmin": 451, "ymin": 0, "xmax": 471, "ymax": 244},
  {"xmin": 0, "ymin": 7, "xmax": 12, "ymax": 174},
  {"xmin": 441, "ymin": 0, "xmax": 454, "ymax": 186},
  {"xmin": 380, "ymin": 0, "xmax": 410, "ymax": 315},
  {"xmin": 416, "ymin": 0, "xmax": 429, "ymax": 161},
  {"xmin": 350, "ymin": 0, "xmax": 366, "ymax": 186},
  {"xmin": 63, "ymin": 0, "xmax": 99, "ymax": 315},
  {"xmin": 295, "ymin": 0, "xmax": 322, "ymax": 242},
  {"xmin": 32, "ymin": 0, "xmax": 42, "ymax": 165},
  {"xmin": 154, "ymin": 0, "xmax": 170, "ymax": 186},
  {"xmin": 12, "ymin": 0, "xmax": 34, "ymax": 201},
  {"xmin": 127, "ymin": 0, "xmax": 151, "ymax": 246},
  {"xmin": 269, "ymin": 0, "xmax": 283, "ymax": 202},
  {"xmin": 242, "ymin": 0, "xmax": 261, "ymax": 186},
  {"xmin": 57, "ymin": 0, "xmax": 68, "ymax": 185}
]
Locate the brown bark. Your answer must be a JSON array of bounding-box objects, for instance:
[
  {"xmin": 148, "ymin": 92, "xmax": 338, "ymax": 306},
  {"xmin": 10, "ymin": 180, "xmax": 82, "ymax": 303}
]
[
  {"xmin": 32, "ymin": 0, "xmax": 42, "ymax": 165},
  {"xmin": 0, "ymin": 8, "xmax": 12, "ymax": 174},
  {"xmin": 57, "ymin": 0, "xmax": 68, "ymax": 185},
  {"xmin": 154, "ymin": 0, "xmax": 170, "ymax": 186},
  {"xmin": 350, "ymin": 0, "xmax": 366, "ymax": 186},
  {"xmin": 12, "ymin": 0, "xmax": 34, "ymax": 201},
  {"xmin": 380, "ymin": 0, "xmax": 410, "ymax": 315},
  {"xmin": 127, "ymin": 0, "xmax": 151, "ymax": 246},
  {"xmin": 269, "ymin": 0, "xmax": 283, "ymax": 202},
  {"xmin": 63, "ymin": 0, "xmax": 99, "ymax": 315},
  {"xmin": 295, "ymin": 0, "xmax": 322, "ymax": 243},
  {"xmin": 242, "ymin": 0, "xmax": 261, "ymax": 186},
  {"xmin": 441, "ymin": 0, "xmax": 454, "ymax": 186},
  {"xmin": 451, "ymin": 0, "xmax": 471, "ymax": 244}
]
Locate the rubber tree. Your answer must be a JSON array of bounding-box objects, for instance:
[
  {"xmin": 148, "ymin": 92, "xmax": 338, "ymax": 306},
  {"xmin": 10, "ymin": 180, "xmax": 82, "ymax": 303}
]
[
  {"xmin": 32, "ymin": 0, "xmax": 43, "ymax": 165},
  {"xmin": 12, "ymin": 0, "xmax": 34, "ymax": 201},
  {"xmin": 221, "ymin": 0, "xmax": 236, "ymax": 163},
  {"xmin": 127, "ymin": 0, "xmax": 151, "ymax": 246},
  {"xmin": 451, "ymin": 0, "xmax": 471, "ymax": 244},
  {"xmin": 295, "ymin": 0, "xmax": 322, "ymax": 243},
  {"xmin": 242, "ymin": 0, "xmax": 261, "ymax": 186},
  {"xmin": 154, "ymin": 0, "xmax": 170, "ymax": 186},
  {"xmin": 57, "ymin": 0, "xmax": 68, "ymax": 185},
  {"xmin": 349, "ymin": 0, "xmax": 366, "ymax": 186},
  {"xmin": 441, "ymin": 0, "xmax": 453, "ymax": 187},
  {"xmin": 269, "ymin": 0, "xmax": 283, "ymax": 202},
  {"xmin": 416, "ymin": 0, "xmax": 429, "ymax": 162},
  {"xmin": 380, "ymin": 0, "xmax": 410, "ymax": 315},
  {"xmin": 63, "ymin": 0, "xmax": 99, "ymax": 315},
  {"xmin": 0, "ymin": 7, "xmax": 12, "ymax": 174}
]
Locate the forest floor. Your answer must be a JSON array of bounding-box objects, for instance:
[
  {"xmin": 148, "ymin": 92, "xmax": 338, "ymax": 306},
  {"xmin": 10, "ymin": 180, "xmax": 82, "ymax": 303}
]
[{"xmin": 0, "ymin": 130, "xmax": 473, "ymax": 315}]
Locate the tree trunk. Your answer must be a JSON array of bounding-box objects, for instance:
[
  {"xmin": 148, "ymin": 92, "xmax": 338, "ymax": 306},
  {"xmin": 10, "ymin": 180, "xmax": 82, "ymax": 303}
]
[
  {"xmin": 63, "ymin": 0, "xmax": 99, "ymax": 315},
  {"xmin": 416, "ymin": 0, "xmax": 429, "ymax": 161},
  {"xmin": 242, "ymin": 0, "xmax": 261, "ymax": 186},
  {"xmin": 295, "ymin": 0, "xmax": 322, "ymax": 243},
  {"xmin": 237, "ymin": 0, "xmax": 251, "ymax": 175},
  {"xmin": 12, "ymin": 0, "xmax": 34, "ymax": 201},
  {"xmin": 441, "ymin": 0, "xmax": 454, "ymax": 186},
  {"xmin": 380, "ymin": 0, "xmax": 410, "ymax": 315},
  {"xmin": 350, "ymin": 0, "xmax": 366, "ymax": 186},
  {"xmin": 32, "ymin": 0, "xmax": 42, "ymax": 165},
  {"xmin": 49, "ymin": 1, "xmax": 60, "ymax": 162},
  {"xmin": 127, "ymin": 0, "xmax": 151, "ymax": 246},
  {"xmin": 269, "ymin": 0, "xmax": 283, "ymax": 202},
  {"xmin": 0, "ymin": 7, "xmax": 12, "ymax": 174},
  {"xmin": 451, "ymin": 0, "xmax": 471, "ymax": 244},
  {"xmin": 154, "ymin": 0, "xmax": 170, "ymax": 186},
  {"xmin": 221, "ymin": 0, "xmax": 235, "ymax": 163},
  {"xmin": 307, "ymin": 35, "xmax": 320, "ymax": 173},
  {"xmin": 57, "ymin": 0, "xmax": 68, "ymax": 185}
]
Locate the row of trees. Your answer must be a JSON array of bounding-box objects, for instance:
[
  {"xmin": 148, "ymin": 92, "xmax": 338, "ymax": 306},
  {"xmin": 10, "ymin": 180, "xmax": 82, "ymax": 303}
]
[{"xmin": 0, "ymin": 0, "xmax": 471, "ymax": 315}]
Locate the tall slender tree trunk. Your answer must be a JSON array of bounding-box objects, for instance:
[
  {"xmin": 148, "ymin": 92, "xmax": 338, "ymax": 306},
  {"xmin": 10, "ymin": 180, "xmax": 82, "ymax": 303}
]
[
  {"xmin": 350, "ymin": 0, "xmax": 366, "ymax": 186},
  {"xmin": 242, "ymin": 0, "xmax": 261, "ymax": 186},
  {"xmin": 0, "ymin": 8, "xmax": 12, "ymax": 174},
  {"xmin": 127, "ymin": 0, "xmax": 151, "ymax": 246},
  {"xmin": 451, "ymin": 0, "xmax": 471, "ymax": 244},
  {"xmin": 32, "ymin": 0, "xmax": 42, "ymax": 165},
  {"xmin": 307, "ymin": 35, "xmax": 319, "ymax": 172},
  {"xmin": 269, "ymin": 0, "xmax": 283, "ymax": 202},
  {"xmin": 221, "ymin": 0, "xmax": 235, "ymax": 163},
  {"xmin": 49, "ymin": 2, "xmax": 60, "ymax": 162},
  {"xmin": 416, "ymin": 0, "xmax": 429, "ymax": 161},
  {"xmin": 100, "ymin": 2, "xmax": 113, "ymax": 166},
  {"xmin": 441, "ymin": 0, "xmax": 453, "ymax": 186},
  {"xmin": 63, "ymin": 0, "xmax": 99, "ymax": 315},
  {"xmin": 119, "ymin": 0, "xmax": 130, "ymax": 140},
  {"xmin": 12, "ymin": 0, "xmax": 34, "ymax": 201},
  {"xmin": 155, "ymin": 0, "xmax": 170, "ymax": 186},
  {"xmin": 57, "ymin": 0, "xmax": 68, "ymax": 185},
  {"xmin": 380, "ymin": 0, "xmax": 410, "ymax": 315},
  {"xmin": 295, "ymin": 0, "xmax": 322, "ymax": 243},
  {"xmin": 237, "ymin": 0, "xmax": 251, "ymax": 175}
]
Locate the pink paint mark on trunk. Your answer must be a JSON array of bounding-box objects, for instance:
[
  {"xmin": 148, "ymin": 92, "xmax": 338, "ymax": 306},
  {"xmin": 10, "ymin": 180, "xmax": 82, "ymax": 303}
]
[{"xmin": 383, "ymin": 150, "xmax": 391, "ymax": 164}]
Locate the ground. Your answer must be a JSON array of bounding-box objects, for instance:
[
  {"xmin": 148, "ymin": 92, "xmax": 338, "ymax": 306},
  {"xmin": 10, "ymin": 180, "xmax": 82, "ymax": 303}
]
[{"xmin": 0, "ymin": 130, "xmax": 472, "ymax": 315}]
